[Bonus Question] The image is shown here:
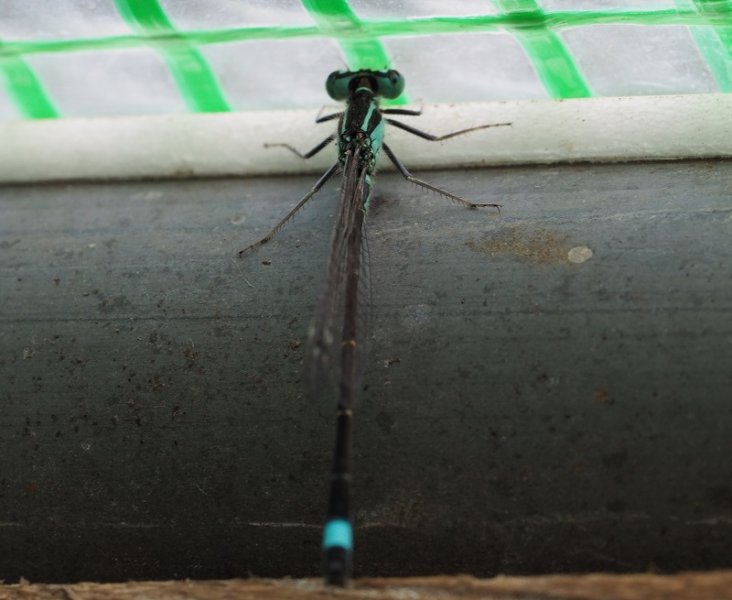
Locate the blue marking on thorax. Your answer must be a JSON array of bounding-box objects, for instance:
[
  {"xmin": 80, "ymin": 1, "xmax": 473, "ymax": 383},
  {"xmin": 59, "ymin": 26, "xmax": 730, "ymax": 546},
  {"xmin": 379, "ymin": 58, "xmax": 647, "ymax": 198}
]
[
  {"xmin": 369, "ymin": 118, "xmax": 385, "ymax": 162},
  {"xmin": 363, "ymin": 174, "xmax": 374, "ymax": 212},
  {"xmin": 323, "ymin": 518, "xmax": 353, "ymax": 551},
  {"xmin": 360, "ymin": 102, "xmax": 375, "ymax": 132}
]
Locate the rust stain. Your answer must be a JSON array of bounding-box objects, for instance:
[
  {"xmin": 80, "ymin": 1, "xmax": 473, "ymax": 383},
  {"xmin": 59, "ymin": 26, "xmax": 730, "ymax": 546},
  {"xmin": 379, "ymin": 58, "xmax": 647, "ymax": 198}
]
[
  {"xmin": 467, "ymin": 224, "xmax": 570, "ymax": 264},
  {"xmin": 594, "ymin": 388, "xmax": 614, "ymax": 405}
]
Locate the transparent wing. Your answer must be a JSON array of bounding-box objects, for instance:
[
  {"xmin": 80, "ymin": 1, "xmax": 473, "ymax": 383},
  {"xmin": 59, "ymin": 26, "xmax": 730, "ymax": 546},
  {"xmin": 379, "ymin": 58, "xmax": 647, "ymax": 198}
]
[{"xmin": 308, "ymin": 149, "xmax": 369, "ymax": 401}]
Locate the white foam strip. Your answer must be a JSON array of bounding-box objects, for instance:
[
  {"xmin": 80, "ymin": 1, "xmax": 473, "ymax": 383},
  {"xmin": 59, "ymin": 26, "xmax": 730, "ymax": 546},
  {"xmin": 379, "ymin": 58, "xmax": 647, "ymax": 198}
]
[{"xmin": 1, "ymin": 93, "xmax": 731, "ymax": 183}]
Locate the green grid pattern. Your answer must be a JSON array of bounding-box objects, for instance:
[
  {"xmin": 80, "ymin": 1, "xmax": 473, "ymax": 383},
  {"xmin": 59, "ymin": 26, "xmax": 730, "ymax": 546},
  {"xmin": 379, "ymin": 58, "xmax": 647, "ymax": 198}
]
[
  {"xmin": 1, "ymin": 0, "xmax": 731, "ymax": 119},
  {"xmin": 115, "ymin": 0, "xmax": 231, "ymax": 113},
  {"xmin": 491, "ymin": 0, "xmax": 591, "ymax": 98}
]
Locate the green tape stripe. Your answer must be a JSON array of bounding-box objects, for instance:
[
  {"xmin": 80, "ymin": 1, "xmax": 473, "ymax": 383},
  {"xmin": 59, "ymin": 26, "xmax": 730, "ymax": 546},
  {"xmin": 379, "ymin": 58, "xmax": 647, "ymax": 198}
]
[
  {"xmin": 114, "ymin": 0, "xmax": 230, "ymax": 113},
  {"xmin": 299, "ymin": 0, "xmax": 407, "ymax": 105},
  {"xmin": 0, "ymin": 53, "xmax": 58, "ymax": 118},
  {"xmin": 682, "ymin": 0, "xmax": 732, "ymax": 91},
  {"xmin": 5, "ymin": 8, "xmax": 729, "ymax": 59},
  {"xmin": 492, "ymin": 0, "xmax": 591, "ymax": 98},
  {"xmin": 692, "ymin": 0, "xmax": 732, "ymax": 19},
  {"xmin": 3, "ymin": 9, "xmax": 730, "ymax": 59}
]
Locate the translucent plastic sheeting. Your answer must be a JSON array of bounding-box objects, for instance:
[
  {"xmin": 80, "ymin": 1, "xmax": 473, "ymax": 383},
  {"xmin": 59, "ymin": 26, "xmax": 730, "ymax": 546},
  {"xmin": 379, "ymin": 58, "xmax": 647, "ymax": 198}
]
[{"xmin": 0, "ymin": 0, "xmax": 730, "ymax": 120}]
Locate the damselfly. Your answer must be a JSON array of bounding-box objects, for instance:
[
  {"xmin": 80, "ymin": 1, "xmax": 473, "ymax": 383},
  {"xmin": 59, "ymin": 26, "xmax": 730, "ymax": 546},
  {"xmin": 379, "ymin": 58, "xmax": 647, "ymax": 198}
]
[{"xmin": 239, "ymin": 69, "xmax": 509, "ymax": 586}]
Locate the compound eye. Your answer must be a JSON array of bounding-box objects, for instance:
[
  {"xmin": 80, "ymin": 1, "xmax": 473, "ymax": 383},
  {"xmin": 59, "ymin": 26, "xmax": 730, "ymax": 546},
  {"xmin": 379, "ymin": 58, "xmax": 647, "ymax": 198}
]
[
  {"xmin": 378, "ymin": 69, "xmax": 405, "ymax": 99},
  {"xmin": 325, "ymin": 70, "xmax": 350, "ymax": 101}
]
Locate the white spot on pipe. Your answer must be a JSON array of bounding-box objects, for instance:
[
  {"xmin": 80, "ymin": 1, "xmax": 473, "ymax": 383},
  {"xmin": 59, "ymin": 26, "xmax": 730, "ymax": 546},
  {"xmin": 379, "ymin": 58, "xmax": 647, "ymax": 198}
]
[{"xmin": 568, "ymin": 246, "xmax": 593, "ymax": 263}]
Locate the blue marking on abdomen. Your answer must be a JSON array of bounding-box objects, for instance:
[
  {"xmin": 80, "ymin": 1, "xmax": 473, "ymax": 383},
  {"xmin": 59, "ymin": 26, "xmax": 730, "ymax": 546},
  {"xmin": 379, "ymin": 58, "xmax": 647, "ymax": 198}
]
[{"xmin": 323, "ymin": 518, "xmax": 353, "ymax": 550}]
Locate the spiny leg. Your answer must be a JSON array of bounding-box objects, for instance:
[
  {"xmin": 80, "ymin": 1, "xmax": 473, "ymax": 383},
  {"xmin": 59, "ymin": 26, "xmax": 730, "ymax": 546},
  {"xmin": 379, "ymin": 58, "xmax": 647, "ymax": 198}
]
[
  {"xmin": 315, "ymin": 108, "xmax": 343, "ymax": 124},
  {"xmin": 264, "ymin": 134, "xmax": 336, "ymax": 160},
  {"xmin": 386, "ymin": 118, "xmax": 511, "ymax": 142},
  {"xmin": 238, "ymin": 162, "xmax": 340, "ymax": 257},
  {"xmin": 382, "ymin": 143, "xmax": 501, "ymax": 211},
  {"xmin": 381, "ymin": 105, "xmax": 423, "ymax": 117}
]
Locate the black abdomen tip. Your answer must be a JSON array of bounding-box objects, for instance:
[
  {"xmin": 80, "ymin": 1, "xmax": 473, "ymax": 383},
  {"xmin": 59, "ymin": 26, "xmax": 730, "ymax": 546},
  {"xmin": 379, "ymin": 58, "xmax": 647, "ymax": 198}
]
[{"xmin": 324, "ymin": 547, "xmax": 351, "ymax": 586}]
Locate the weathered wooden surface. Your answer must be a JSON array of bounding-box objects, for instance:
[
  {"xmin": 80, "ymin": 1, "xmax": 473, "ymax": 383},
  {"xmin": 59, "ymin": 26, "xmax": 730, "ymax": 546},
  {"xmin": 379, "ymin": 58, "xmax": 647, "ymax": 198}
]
[
  {"xmin": 1, "ymin": 160, "xmax": 730, "ymax": 581},
  {"xmin": 1, "ymin": 572, "xmax": 732, "ymax": 600}
]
